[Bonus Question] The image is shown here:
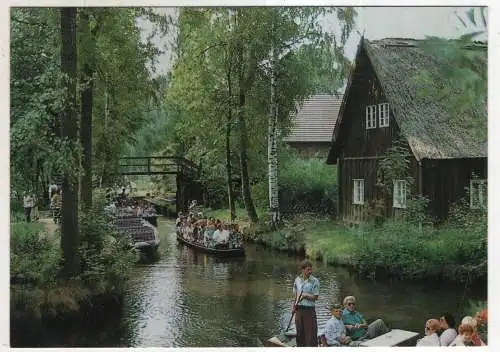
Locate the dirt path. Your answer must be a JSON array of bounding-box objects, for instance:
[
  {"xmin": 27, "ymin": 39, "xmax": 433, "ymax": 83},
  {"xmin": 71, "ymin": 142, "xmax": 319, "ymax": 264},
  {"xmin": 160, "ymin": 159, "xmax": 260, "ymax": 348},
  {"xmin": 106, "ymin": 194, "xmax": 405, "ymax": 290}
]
[{"xmin": 38, "ymin": 216, "xmax": 59, "ymax": 240}]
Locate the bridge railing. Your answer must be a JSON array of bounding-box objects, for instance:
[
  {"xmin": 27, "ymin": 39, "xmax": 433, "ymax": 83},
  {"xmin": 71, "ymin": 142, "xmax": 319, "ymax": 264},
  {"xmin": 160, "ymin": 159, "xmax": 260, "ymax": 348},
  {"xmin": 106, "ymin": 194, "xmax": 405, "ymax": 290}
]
[{"xmin": 118, "ymin": 156, "xmax": 198, "ymax": 176}]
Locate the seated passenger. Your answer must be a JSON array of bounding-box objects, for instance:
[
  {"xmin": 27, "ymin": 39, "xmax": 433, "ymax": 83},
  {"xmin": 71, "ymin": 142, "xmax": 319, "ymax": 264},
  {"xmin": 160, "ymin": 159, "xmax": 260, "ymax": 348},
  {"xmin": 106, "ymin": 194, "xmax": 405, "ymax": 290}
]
[
  {"xmin": 438, "ymin": 312, "xmax": 457, "ymax": 346},
  {"xmin": 219, "ymin": 225, "xmax": 230, "ymax": 248},
  {"xmin": 460, "ymin": 316, "xmax": 485, "ymax": 346},
  {"xmin": 319, "ymin": 303, "xmax": 354, "ymax": 347},
  {"xmin": 416, "ymin": 319, "xmax": 441, "ymax": 346},
  {"xmin": 213, "ymin": 227, "xmax": 222, "ymax": 246},
  {"xmin": 475, "ymin": 309, "xmax": 487, "ymax": 344},
  {"xmin": 341, "ymin": 296, "xmax": 389, "ymax": 341}
]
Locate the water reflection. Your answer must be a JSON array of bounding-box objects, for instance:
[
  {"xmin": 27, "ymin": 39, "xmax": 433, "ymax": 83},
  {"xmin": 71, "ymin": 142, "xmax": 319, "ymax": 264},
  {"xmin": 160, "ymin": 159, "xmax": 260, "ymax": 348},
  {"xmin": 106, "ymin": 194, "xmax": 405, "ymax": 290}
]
[{"xmin": 119, "ymin": 218, "xmax": 486, "ymax": 347}]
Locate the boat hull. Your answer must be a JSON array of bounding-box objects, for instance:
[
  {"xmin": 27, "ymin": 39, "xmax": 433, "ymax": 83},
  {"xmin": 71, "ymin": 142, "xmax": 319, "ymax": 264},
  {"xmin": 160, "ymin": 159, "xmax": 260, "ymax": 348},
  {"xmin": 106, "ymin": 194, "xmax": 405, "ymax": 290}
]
[{"xmin": 176, "ymin": 234, "xmax": 245, "ymax": 257}]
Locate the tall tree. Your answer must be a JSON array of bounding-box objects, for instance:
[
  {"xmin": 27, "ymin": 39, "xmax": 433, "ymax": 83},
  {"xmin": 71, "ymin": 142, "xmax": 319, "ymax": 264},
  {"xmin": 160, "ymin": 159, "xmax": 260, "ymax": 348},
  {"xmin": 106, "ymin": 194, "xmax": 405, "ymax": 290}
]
[
  {"xmin": 165, "ymin": 7, "xmax": 355, "ymax": 224},
  {"xmin": 234, "ymin": 8, "xmax": 259, "ymax": 223},
  {"xmin": 268, "ymin": 42, "xmax": 280, "ymax": 228},
  {"xmin": 60, "ymin": 7, "xmax": 80, "ymax": 277},
  {"xmin": 78, "ymin": 9, "xmax": 95, "ymax": 209}
]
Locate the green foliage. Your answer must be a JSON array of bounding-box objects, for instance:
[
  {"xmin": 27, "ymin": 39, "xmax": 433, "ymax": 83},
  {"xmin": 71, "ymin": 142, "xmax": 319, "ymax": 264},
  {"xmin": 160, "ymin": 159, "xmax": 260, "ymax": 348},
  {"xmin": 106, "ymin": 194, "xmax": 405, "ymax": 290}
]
[
  {"xmin": 10, "ymin": 8, "xmax": 164, "ymax": 193},
  {"xmin": 10, "ymin": 8, "xmax": 69, "ymax": 193},
  {"xmin": 465, "ymin": 299, "xmax": 487, "ymax": 317},
  {"xmin": 252, "ymin": 148, "xmax": 337, "ymax": 214},
  {"xmin": 90, "ymin": 8, "xmax": 163, "ymax": 185},
  {"xmin": 351, "ymin": 216, "xmax": 486, "ymax": 283},
  {"xmin": 10, "ymin": 219, "xmax": 62, "ymax": 287},
  {"xmin": 416, "ymin": 8, "xmax": 487, "ymax": 142},
  {"xmin": 265, "ymin": 227, "xmax": 306, "ymax": 252},
  {"xmin": 242, "ymin": 209, "xmax": 486, "ymax": 283},
  {"xmin": 78, "ymin": 192, "xmax": 135, "ymax": 293},
  {"xmin": 377, "ymin": 138, "xmax": 414, "ymax": 193},
  {"xmin": 165, "ymin": 7, "xmax": 355, "ymax": 212},
  {"xmin": 403, "ymin": 195, "xmax": 433, "ymax": 226}
]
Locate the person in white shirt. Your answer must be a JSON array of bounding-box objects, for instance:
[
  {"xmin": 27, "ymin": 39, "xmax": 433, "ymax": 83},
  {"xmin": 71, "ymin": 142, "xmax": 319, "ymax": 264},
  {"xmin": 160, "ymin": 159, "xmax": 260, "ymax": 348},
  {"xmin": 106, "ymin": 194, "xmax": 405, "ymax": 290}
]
[
  {"xmin": 48, "ymin": 183, "xmax": 58, "ymax": 208},
  {"xmin": 23, "ymin": 191, "xmax": 34, "ymax": 222},
  {"xmin": 212, "ymin": 228, "xmax": 222, "ymax": 244},
  {"xmin": 416, "ymin": 319, "xmax": 441, "ymax": 346},
  {"xmin": 438, "ymin": 313, "xmax": 457, "ymax": 346},
  {"xmin": 319, "ymin": 303, "xmax": 353, "ymax": 347},
  {"xmin": 219, "ymin": 228, "xmax": 230, "ymax": 245}
]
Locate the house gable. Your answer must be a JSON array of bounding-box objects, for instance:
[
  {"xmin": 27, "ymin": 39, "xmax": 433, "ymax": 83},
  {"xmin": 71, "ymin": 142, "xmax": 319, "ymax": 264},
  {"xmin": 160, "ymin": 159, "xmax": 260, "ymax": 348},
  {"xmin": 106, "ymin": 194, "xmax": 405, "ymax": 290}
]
[
  {"xmin": 327, "ymin": 42, "xmax": 409, "ymax": 163},
  {"xmin": 328, "ymin": 38, "xmax": 487, "ymax": 164}
]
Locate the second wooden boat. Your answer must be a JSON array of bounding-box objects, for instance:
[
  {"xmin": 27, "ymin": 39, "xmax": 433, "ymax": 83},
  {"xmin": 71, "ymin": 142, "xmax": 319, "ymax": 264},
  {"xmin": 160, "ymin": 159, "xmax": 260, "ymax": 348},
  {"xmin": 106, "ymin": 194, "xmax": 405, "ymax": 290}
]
[{"xmin": 176, "ymin": 233, "xmax": 245, "ymax": 257}]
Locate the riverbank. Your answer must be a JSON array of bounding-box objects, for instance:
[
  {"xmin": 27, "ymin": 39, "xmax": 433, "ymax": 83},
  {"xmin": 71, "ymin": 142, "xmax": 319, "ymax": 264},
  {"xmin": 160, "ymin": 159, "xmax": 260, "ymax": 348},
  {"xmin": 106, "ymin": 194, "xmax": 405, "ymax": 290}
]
[
  {"xmin": 204, "ymin": 208, "xmax": 487, "ymax": 284},
  {"xmin": 10, "ymin": 208, "xmax": 135, "ymax": 347}
]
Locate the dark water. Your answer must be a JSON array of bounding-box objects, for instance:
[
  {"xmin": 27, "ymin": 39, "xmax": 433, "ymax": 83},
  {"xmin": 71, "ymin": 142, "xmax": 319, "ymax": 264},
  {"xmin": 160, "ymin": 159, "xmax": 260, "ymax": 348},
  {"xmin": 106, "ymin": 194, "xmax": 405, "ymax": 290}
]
[
  {"xmin": 32, "ymin": 217, "xmax": 485, "ymax": 347},
  {"xmin": 112, "ymin": 218, "xmax": 486, "ymax": 347}
]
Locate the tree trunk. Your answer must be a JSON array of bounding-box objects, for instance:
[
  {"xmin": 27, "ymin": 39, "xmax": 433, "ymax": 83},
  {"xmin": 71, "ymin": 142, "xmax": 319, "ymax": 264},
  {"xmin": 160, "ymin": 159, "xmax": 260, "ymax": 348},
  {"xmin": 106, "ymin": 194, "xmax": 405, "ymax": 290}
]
[
  {"xmin": 237, "ymin": 92, "xmax": 258, "ymax": 223},
  {"xmin": 235, "ymin": 8, "xmax": 258, "ymax": 223},
  {"xmin": 226, "ymin": 115, "xmax": 236, "ymax": 221},
  {"xmin": 225, "ymin": 44, "xmax": 236, "ymax": 222},
  {"xmin": 268, "ymin": 46, "xmax": 281, "ymax": 229},
  {"xmin": 79, "ymin": 10, "xmax": 94, "ymax": 210},
  {"xmin": 60, "ymin": 7, "xmax": 80, "ymax": 278}
]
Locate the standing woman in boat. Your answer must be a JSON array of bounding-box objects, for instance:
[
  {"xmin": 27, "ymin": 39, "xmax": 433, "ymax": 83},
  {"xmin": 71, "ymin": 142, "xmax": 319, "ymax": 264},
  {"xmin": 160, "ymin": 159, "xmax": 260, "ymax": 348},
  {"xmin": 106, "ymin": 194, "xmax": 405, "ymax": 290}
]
[{"xmin": 293, "ymin": 259, "xmax": 320, "ymax": 346}]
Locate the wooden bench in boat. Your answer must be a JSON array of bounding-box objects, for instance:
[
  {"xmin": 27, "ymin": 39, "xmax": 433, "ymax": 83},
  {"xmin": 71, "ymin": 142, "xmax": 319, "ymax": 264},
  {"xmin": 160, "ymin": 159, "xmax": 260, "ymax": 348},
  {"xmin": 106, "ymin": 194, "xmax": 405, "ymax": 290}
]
[{"xmin": 360, "ymin": 329, "xmax": 419, "ymax": 347}]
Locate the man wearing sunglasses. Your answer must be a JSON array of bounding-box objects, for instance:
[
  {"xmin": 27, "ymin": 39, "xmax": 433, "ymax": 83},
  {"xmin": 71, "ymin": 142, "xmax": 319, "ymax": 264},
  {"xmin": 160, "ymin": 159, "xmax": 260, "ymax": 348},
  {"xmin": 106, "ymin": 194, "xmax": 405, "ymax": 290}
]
[{"xmin": 341, "ymin": 296, "xmax": 389, "ymax": 341}]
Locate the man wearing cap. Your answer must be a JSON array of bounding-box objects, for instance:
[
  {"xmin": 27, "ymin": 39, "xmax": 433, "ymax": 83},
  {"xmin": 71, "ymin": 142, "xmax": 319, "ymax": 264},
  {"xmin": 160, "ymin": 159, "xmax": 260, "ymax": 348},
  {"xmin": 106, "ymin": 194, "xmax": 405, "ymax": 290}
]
[
  {"xmin": 319, "ymin": 303, "xmax": 355, "ymax": 347},
  {"xmin": 342, "ymin": 295, "xmax": 389, "ymax": 341}
]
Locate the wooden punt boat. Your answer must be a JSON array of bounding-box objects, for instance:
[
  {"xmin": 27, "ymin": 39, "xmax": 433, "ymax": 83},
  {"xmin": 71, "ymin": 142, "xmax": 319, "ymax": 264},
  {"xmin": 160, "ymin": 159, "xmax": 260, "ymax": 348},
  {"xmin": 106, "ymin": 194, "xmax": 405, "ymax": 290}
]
[
  {"xmin": 266, "ymin": 328, "xmax": 419, "ymax": 347},
  {"xmin": 176, "ymin": 233, "xmax": 245, "ymax": 257},
  {"xmin": 114, "ymin": 215, "xmax": 160, "ymax": 252}
]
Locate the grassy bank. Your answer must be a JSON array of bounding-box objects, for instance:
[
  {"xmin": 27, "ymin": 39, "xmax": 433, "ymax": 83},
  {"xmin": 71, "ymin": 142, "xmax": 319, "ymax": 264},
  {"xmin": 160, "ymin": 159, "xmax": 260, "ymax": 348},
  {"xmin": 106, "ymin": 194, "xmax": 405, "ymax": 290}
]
[
  {"xmin": 10, "ymin": 196, "xmax": 135, "ymax": 346},
  {"xmin": 204, "ymin": 207, "xmax": 486, "ymax": 284}
]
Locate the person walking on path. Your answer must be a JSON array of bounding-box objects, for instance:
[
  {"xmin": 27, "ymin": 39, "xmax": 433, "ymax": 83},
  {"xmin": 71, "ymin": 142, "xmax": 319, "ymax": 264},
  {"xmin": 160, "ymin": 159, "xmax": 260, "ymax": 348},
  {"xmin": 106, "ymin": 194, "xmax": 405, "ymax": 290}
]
[
  {"xmin": 51, "ymin": 188, "xmax": 62, "ymax": 224},
  {"xmin": 48, "ymin": 182, "xmax": 58, "ymax": 210},
  {"xmin": 31, "ymin": 193, "xmax": 40, "ymax": 221},
  {"xmin": 293, "ymin": 259, "xmax": 320, "ymax": 347},
  {"xmin": 23, "ymin": 191, "xmax": 34, "ymax": 222}
]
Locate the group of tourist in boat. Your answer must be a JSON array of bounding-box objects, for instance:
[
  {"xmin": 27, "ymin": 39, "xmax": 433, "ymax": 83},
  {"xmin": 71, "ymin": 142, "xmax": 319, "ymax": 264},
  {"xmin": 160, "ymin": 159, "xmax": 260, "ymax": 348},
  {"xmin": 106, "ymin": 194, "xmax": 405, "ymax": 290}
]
[
  {"xmin": 105, "ymin": 193, "xmax": 157, "ymax": 218},
  {"xmin": 415, "ymin": 312, "xmax": 487, "ymax": 347},
  {"xmin": 176, "ymin": 212, "xmax": 244, "ymax": 250},
  {"xmin": 291, "ymin": 260, "xmax": 488, "ymax": 347}
]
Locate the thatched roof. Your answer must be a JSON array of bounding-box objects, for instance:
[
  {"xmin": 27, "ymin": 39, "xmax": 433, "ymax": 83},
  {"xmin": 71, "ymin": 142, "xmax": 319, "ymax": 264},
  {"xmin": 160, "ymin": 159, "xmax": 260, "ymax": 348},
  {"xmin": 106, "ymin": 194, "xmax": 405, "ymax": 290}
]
[
  {"xmin": 284, "ymin": 94, "xmax": 343, "ymax": 143},
  {"xmin": 328, "ymin": 37, "xmax": 487, "ymax": 163}
]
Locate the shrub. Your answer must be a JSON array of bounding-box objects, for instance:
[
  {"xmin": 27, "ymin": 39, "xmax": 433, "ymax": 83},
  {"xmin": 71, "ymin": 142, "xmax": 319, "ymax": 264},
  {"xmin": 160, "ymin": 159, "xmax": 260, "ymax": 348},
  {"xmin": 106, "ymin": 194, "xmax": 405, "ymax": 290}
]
[
  {"xmin": 252, "ymin": 149, "xmax": 337, "ymax": 215},
  {"xmin": 78, "ymin": 192, "xmax": 135, "ymax": 293},
  {"xmin": 10, "ymin": 220, "xmax": 62, "ymax": 287},
  {"xmin": 350, "ymin": 215, "xmax": 486, "ymax": 283}
]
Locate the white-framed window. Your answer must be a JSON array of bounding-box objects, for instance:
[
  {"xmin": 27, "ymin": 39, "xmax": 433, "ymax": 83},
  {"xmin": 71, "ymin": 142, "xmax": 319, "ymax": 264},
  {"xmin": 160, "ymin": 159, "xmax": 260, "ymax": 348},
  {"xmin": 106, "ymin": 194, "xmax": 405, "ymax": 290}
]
[
  {"xmin": 378, "ymin": 103, "xmax": 390, "ymax": 127},
  {"xmin": 393, "ymin": 180, "xmax": 407, "ymax": 208},
  {"xmin": 353, "ymin": 179, "xmax": 365, "ymax": 205},
  {"xmin": 470, "ymin": 179, "xmax": 487, "ymax": 209},
  {"xmin": 365, "ymin": 105, "xmax": 377, "ymax": 129}
]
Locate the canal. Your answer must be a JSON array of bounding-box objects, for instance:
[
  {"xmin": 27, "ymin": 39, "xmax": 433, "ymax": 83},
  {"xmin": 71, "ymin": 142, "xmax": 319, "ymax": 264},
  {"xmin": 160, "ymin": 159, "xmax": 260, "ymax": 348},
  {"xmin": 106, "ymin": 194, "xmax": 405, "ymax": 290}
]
[
  {"xmin": 112, "ymin": 217, "xmax": 486, "ymax": 347},
  {"xmin": 35, "ymin": 216, "xmax": 485, "ymax": 347}
]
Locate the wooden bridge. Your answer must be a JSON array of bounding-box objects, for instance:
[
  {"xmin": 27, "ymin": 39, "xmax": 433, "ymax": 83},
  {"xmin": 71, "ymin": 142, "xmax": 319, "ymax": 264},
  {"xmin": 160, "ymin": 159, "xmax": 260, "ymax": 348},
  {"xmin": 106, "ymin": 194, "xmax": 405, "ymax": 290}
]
[
  {"xmin": 118, "ymin": 156, "xmax": 202, "ymax": 214},
  {"xmin": 118, "ymin": 156, "xmax": 199, "ymax": 177}
]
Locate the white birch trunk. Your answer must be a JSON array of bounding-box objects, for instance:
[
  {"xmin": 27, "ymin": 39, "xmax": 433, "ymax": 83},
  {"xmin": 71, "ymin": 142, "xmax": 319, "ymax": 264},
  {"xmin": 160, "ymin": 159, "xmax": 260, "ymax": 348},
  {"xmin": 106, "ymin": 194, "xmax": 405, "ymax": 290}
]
[{"xmin": 268, "ymin": 46, "xmax": 280, "ymax": 228}]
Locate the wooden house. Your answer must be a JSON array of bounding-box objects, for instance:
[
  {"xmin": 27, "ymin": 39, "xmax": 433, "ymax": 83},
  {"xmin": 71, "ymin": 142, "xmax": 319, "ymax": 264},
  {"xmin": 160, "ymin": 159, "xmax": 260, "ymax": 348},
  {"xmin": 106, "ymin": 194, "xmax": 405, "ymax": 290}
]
[
  {"xmin": 326, "ymin": 38, "xmax": 487, "ymax": 222},
  {"xmin": 284, "ymin": 94, "xmax": 342, "ymax": 157}
]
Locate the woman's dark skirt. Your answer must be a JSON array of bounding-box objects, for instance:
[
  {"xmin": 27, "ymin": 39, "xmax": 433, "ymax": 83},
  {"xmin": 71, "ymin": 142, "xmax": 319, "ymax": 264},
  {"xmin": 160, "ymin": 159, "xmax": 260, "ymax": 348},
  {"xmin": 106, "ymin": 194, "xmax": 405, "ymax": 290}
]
[{"xmin": 295, "ymin": 306, "xmax": 318, "ymax": 347}]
